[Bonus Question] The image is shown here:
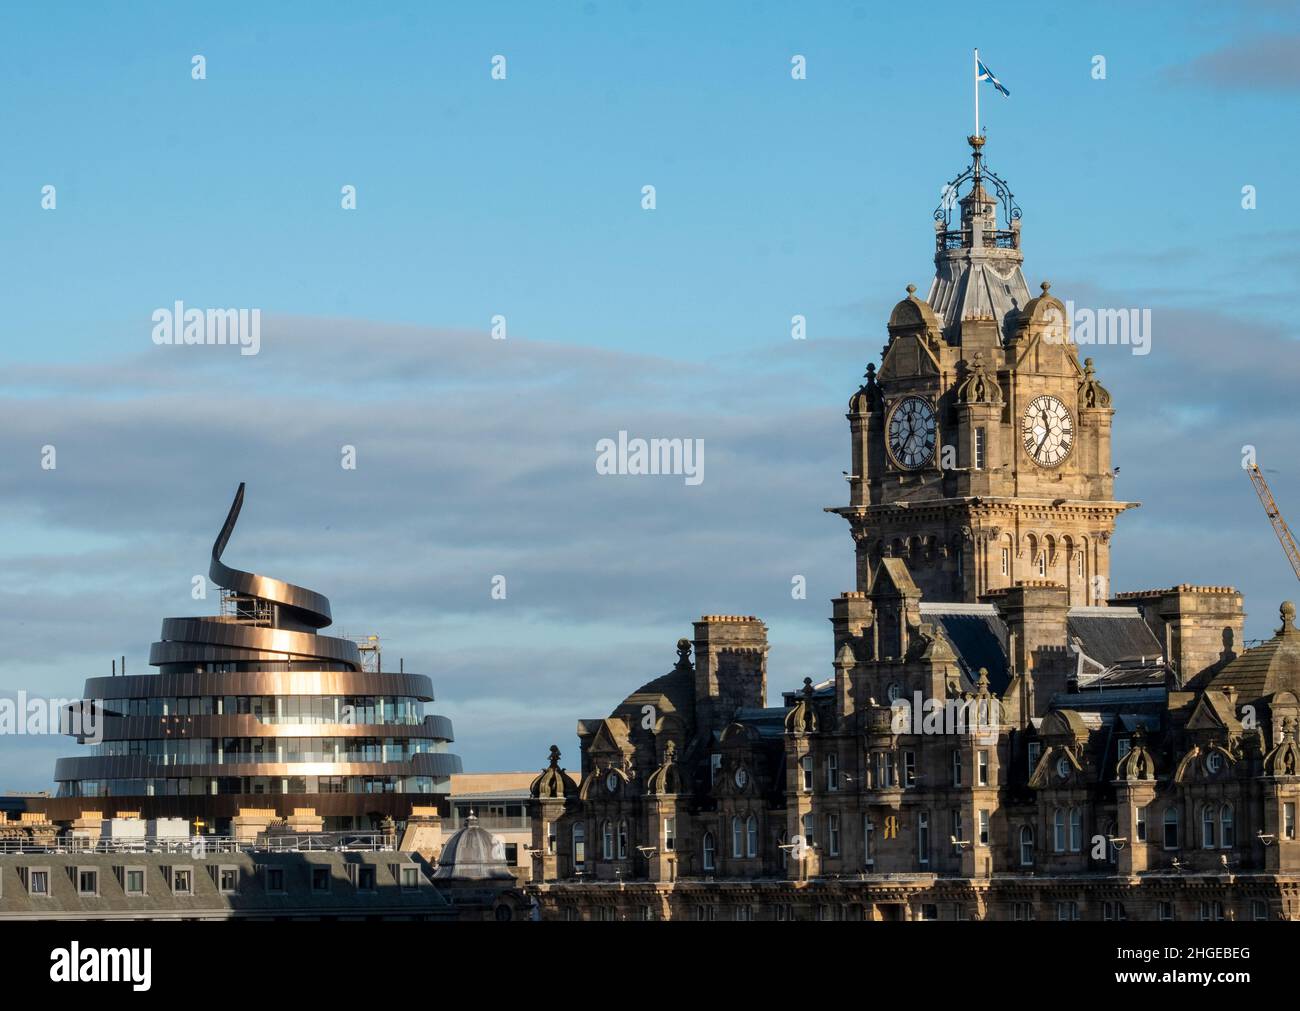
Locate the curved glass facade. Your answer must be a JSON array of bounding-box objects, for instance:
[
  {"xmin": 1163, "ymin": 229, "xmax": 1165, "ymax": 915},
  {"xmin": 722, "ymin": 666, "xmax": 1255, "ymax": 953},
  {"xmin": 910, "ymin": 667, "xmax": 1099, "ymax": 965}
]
[{"xmin": 53, "ymin": 483, "xmax": 463, "ymax": 829}]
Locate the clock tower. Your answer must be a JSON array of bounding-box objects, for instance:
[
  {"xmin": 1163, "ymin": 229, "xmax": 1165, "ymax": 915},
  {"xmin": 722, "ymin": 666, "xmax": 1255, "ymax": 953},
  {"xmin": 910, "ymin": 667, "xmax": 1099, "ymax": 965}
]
[{"xmin": 829, "ymin": 136, "xmax": 1136, "ymax": 605}]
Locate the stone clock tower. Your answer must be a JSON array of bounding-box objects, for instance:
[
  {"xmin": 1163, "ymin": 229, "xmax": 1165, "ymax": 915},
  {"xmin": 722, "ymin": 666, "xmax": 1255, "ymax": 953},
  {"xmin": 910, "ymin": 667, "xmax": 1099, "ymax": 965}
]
[{"xmin": 829, "ymin": 136, "xmax": 1135, "ymax": 605}]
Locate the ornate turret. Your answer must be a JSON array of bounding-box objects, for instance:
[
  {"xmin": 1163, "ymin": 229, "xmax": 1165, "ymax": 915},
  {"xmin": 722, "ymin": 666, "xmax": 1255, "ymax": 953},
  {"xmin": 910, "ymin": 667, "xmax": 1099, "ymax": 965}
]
[{"xmin": 929, "ymin": 135, "xmax": 1030, "ymax": 344}]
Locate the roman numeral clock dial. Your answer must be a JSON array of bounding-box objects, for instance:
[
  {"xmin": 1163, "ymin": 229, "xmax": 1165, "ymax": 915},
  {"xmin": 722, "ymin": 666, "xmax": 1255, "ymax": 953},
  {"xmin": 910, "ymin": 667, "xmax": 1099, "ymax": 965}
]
[
  {"xmin": 886, "ymin": 396, "xmax": 937, "ymax": 469},
  {"xmin": 1021, "ymin": 394, "xmax": 1074, "ymax": 467}
]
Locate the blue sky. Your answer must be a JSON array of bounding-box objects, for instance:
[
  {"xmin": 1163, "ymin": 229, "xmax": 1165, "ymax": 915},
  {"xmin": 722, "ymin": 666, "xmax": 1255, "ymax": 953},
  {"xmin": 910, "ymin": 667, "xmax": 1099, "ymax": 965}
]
[{"xmin": 1, "ymin": 0, "xmax": 1298, "ymax": 789}]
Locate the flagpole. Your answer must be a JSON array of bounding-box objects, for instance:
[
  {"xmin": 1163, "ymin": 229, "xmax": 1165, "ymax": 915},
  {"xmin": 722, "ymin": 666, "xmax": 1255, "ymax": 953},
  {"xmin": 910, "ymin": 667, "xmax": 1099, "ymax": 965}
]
[{"xmin": 973, "ymin": 48, "xmax": 979, "ymax": 138}]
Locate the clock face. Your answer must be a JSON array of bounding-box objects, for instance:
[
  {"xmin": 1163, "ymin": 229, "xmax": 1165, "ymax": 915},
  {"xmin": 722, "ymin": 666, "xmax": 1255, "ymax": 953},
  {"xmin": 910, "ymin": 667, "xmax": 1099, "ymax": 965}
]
[
  {"xmin": 734, "ymin": 768, "xmax": 749, "ymax": 790},
  {"xmin": 886, "ymin": 396, "xmax": 937, "ymax": 469},
  {"xmin": 605, "ymin": 772, "xmax": 619, "ymax": 793},
  {"xmin": 1056, "ymin": 756, "xmax": 1071, "ymax": 779},
  {"xmin": 1021, "ymin": 395, "xmax": 1074, "ymax": 467}
]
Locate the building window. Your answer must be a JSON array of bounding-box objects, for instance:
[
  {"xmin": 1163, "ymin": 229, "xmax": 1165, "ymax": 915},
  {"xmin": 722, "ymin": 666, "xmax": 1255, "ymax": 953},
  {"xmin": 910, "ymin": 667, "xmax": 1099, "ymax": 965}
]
[
  {"xmin": 1027, "ymin": 741, "xmax": 1041, "ymax": 774},
  {"xmin": 951, "ymin": 809, "xmax": 963, "ymax": 852},
  {"xmin": 1037, "ymin": 552, "xmax": 1047, "ymax": 577},
  {"xmin": 1199, "ymin": 901, "xmax": 1225, "ymax": 922},
  {"xmin": 703, "ymin": 831, "xmax": 716, "ymax": 871},
  {"xmin": 978, "ymin": 809, "xmax": 990, "ymax": 846},
  {"xmin": 951, "ymin": 750, "xmax": 962, "ymax": 787},
  {"xmin": 265, "ymin": 867, "xmax": 285, "ymax": 892},
  {"xmin": 1076, "ymin": 552, "xmax": 1084, "ymax": 578},
  {"xmin": 573, "ymin": 823, "xmax": 586, "ymax": 868},
  {"xmin": 710, "ymin": 753, "xmax": 722, "ymax": 785},
  {"xmin": 872, "ymin": 751, "xmax": 897, "ymax": 788},
  {"xmin": 1013, "ymin": 901, "xmax": 1033, "ymax": 921},
  {"xmin": 1163, "ymin": 807, "xmax": 1180, "ymax": 849},
  {"xmin": 732, "ymin": 816, "xmax": 744, "ymax": 858},
  {"xmin": 973, "ymin": 427, "xmax": 986, "ymax": 470},
  {"xmin": 800, "ymin": 756, "xmax": 814, "ymax": 792},
  {"xmin": 917, "ymin": 811, "xmax": 930, "ymax": 868},
  {"xmin": 1157, "ymin": 901, "xmax": 1174, "ymax": 922},
  {"xmin": 774, "ymin": 903, "xmax": 792, "ymax": 921},
  {"xmin": 919, "ymin": 903, "xmax": 939, "ymax": 921},
  {"xmin": 663, "ymin": 817, "xmax": 676, "ymax": 852},
  {"xmin": 1053, "ymin": 808, "xmax": 1066, "ymax": 852},
  {"xmin": 802, "ymin": 813, "xmax": 816, "ymax": 847},
  {"xmin": 1136, "ymin": 805, "xmax": 1148, "ymax": 843},
  {"xmin": 78, "ymin": 869, "xmax": 98, "ymax": 896},
  {"xmin": 1220, "ymin": 804, "xmax": 1235, "ymax": 849},
  {"xmin": 1056, "ymin": 901, "xmax": 1079, "ymax": 921},
  {"xmin": 1286, "ymin": 802, "xmax": 1296, "ymax": 840},
  {"xmin": 602, "ymin": 820, "xmax": 614, "ymax": 860},
  {"xmin": 1201, "ymin": 806, "xmax": 1216, "ymax": 849},
  {"xmin": 125, "ymin": 869, "xmax": 146, "ymax": 895},
  {"xmin": 864, "ymin": 817, "xmax": 875, "ymax": 868},
  {"xmin": 735, "ymin": 904, "xmax": 752, "ymax": 922},
  {"xmin": 1069, "ymin": 807, "xmax": 1082, "ymax": 852},
  {"xmin": 617, "ymin": 819, "xmax": 628, "ymax": 860},
  {"xmin": 1000, "ymin": 547, "xmax": 1010, "ymax": 576},
  {"xmin": 1019, "ymin": 825, "xmax": 1034, "ymax": 866},
  {"xmin": 1103, "ymin": 901, "xmax": 1127, "ymax": 921},
  {"xmin": 357, "ymin": 866, "xmax": 376, "ymax": 891},
  {"xmin": 28, "ymin": 870, "xmax": 49, "ymax": 896},
  {"xmin": 173, "ymin": 868, "xmax": 193, "ymax": 895},
  {"xmin": 827, "ymin": 814, "xmax": 841, "ymax": 856},
  {"xmin": 827, "ymin": 754, "xmax": 840, "ymax": 791},
  {"xmin": 977, "ymin": 750, "xmax": 989, "ymax": 786},
  {"xmin": 746, "ymin": 815, "xmax": 759, "ymax": 858},
  {"xmin": 903, "ymin": 750, "xmax": 916, "ymax": 787},
  {"xmin": 400, "ymin": 866, "xmax": 421, "ymax": 889},
  {"xmin": 1252, "ymin": 900, "xmax": 1268, "ymax": 921},
  {"xmin": 310, "ymin": 867, "xmax": 329, "ymax": 893},
  {"xmin": 218, "ymin": 867, "xmax": 238, "ymax": 893}
]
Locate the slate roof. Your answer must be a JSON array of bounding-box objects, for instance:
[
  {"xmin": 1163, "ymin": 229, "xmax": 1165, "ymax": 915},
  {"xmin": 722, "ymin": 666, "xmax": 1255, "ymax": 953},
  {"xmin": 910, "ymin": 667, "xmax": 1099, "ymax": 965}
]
[
  {"xmin": 1067, "ymin": 607, "xmax": 1164, "ymax": 666},
  {"xmin": 920, "ymin": 603, "xmax": 1011, "ymax": 692},
  {"xmin": 0, "ymin": 849, "xmax": 452, "ymax": 920}
]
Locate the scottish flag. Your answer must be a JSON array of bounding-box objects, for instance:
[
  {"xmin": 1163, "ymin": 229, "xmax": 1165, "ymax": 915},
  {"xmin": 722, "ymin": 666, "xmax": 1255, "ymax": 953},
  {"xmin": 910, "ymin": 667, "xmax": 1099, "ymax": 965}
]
[{"xmin": 977, "ymin": 58, "xmax": 1010, "ymax": 97}]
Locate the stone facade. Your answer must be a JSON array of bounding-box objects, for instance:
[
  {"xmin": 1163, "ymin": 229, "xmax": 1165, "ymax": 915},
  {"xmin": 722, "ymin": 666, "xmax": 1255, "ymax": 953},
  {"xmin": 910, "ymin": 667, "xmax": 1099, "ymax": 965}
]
[{"xmin": 525, "ymin": 135, "xmax": 1300, "ymax": 923}]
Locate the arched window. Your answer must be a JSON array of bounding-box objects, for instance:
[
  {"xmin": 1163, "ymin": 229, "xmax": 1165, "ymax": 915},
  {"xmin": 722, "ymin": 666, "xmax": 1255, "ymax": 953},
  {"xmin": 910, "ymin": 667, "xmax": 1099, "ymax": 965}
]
[
  {"xmin": 1053, "ymin": 808, "xmax": 1065, "ymax": 852},
  {"xmin": 1163, "ymin": 807, "xmax": 1180, "ymax": 849},
  {"xmin": 601, "ymin": 819, "xmax": 613, "ymax": 860},
  {"xmin": 702, "ymin": 831, "xmax": 716, "ymax": 871},
  {"xmin": 1020, "ymin": 825, "xmax": 1034, "ymax": 866},
  {"xmin": 1201, "ymin": 805, "xmax": 1216, "ymax": 849},
  {"xmin": 1069, "ymin": 807, "xmax": 1082, "ymax": 852},
  {"xmin": 617, "ymin": 818, "xmax": 628, "ymax": 859},
  {"xmin": 1220, "ymin": 804, "xmax": 1235, "ymax": 849},
  {"xmin": 572, "ymin": 823, "xmax": 586, "ymax": 868},
  {"xmin": 746, "ymin": 815, "xmax": 759, "ymax": 858},
  {"xmin": 732, "ymin": 816, "xmax": 743, "ymax": 858}
]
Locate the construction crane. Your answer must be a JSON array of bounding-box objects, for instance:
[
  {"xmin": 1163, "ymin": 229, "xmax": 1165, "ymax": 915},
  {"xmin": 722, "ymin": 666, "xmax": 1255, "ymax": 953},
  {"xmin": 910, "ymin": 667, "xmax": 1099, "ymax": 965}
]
[{"xmin": 1247, "ymin": 463, "xmax": 1300, "ymax": 581}]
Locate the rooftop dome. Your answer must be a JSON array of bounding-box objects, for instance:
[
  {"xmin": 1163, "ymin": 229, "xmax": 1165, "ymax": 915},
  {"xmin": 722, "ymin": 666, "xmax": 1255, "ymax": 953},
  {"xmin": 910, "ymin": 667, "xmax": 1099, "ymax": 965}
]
[
  {"xmin": 1209, "ymin": 602, "xmax": 1300, "ymax": 703},
  {"xmin": 433, "ymin": 814, "xmax": 514, "ymax": 881}
]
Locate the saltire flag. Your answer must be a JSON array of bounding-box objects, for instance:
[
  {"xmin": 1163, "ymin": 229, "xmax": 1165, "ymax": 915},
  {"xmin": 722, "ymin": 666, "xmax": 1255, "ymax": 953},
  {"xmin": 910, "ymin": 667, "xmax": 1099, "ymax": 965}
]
[{"xmin": 977, "ymin": 59, "xmax": 1010, "ymax": 97}]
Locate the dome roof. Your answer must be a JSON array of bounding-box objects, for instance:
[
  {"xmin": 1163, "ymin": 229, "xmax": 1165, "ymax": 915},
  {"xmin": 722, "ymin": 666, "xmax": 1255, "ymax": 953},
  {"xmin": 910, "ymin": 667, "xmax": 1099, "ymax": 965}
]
[
  {"xmin": 433, "ymin": 814, "xmax": 515, "ymax": 881},
  {"xmin": 530, "ymin": 745, "xmax": 578, "ymax": 799},
  {"xmin": 1209, "ymin": 602, "xmax": 1300, "ymax": 703},
  {"xmin": 887, "ymin": 284, "xmax": 942, "ymax": 334}
]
